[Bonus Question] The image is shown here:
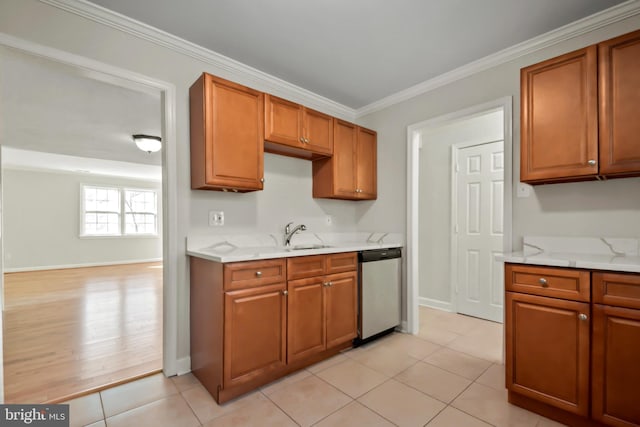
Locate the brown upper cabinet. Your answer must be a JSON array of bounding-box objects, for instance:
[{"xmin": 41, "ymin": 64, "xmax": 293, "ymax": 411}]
[
  {"xmin": 312, "ymin": 120, "xmax": 377, "ymax": 200},
  {"xmin": 190, "ymin": 73, "xmax": 265, "ymax": 192},
  {"xmin": 599, "ymin": 30, "xmax": 640, "ymax": 176},
  {"xmin": 520, "ymin": 29, "xmax": 640, "ymax": 184},
  {"xmin": 264, "ymin": 94, "xmax": 333, "ymax": 159}
]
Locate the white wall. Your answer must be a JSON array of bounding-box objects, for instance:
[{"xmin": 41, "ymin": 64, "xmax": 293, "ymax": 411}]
[
  {"xmin": 190, "ymin": 153, "xmax": 357, "ymax": 234},
  {"xmin": 418, "ymin": 110, "xmax": 503, "ymax": 305},
  {"xmin": 357, "ymin": 15, "xmax": 640, "ymax": 248},
  {"xmin": 0, "ymin": 0, "xmax": 359, "ymax": 364},
  {"xmin": 3, "ymin": 168, "xmax": 162, "ymax": 271}
]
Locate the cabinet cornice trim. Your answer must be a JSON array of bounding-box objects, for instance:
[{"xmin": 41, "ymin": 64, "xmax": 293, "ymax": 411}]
[{"xmin": 36, "ymin": 0, "xmax": 356, "ymax": 121}]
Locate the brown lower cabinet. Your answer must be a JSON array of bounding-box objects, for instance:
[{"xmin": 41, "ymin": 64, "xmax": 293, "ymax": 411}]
[
  {"xmin": 506, "ymin": 264, "xmax": 640, "ymax": 426},
  {"xmin": 505, "ymin": 291, "xmax": 590, "ymax": 416},
  {"xmin": 287, "ymin": 271, "xmax": 358, "ymax": 363},
  {"xmin": 190, "ymin": 252, "xmax": 357, "ymax": 403}
]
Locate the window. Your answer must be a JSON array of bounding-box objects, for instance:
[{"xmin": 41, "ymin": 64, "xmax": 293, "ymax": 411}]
[{"xmin": 81, "ymin": 185, "xmax": 158, "ymax": 236}]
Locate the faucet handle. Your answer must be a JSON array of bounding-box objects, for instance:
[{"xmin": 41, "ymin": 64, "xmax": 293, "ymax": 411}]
[
  {"xmin": 300, "ymin": 224, "xmax": 307, "ymax": 231},
  {"xmin": 285, "ymin": 222, "xmax": 294, "ymax": 234}
]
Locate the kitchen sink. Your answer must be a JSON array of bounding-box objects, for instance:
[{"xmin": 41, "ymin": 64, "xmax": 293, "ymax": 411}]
[{"xmin": 288, "ymin": 244, "xmax": 333, "ymax": 251}]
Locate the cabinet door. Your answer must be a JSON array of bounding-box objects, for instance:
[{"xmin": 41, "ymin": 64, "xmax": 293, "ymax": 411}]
[
  {"xmin": 325, "ymin": 271, "xmax": 358, "ymax": 348},
  {"xmin": 190, "ymin": 73, "xmax": 264, "ymax": 191},
  {"xmin": 599, "ymin": 29, "xmax": 640, "ymax": 177},
  {"xmin": 505, "ymin": 292, "xmax": 590, "ymax": 416},
  {"xmin": 223, "ymin": 284, "xmax": 286, "ymax": 389},
  {"xmin": 520, "ymin": 47, "xmax": 598, "ymax": 183},
  {"xmin": 592, "ymin": 304, "xmax": 640, "ymax": 426},
  {"xmin": 332, "ymin": 120, "xmax": 358, "ymax": 197},
  {"xmin": 287, "ymin": 277, "xmax": 325, "ymax": 363},
  {"xmin": 264, "ymin": 94, "xmax": 303, "ymax": 148},
  {"xmin": 304, "ymin": 108, "xmax": 333, "ymax": 156},
  {"xmin": 356, "ymin": 127, "xmax": 377, "ymax": 200}
]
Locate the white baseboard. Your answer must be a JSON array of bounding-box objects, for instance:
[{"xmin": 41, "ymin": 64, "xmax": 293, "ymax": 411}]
[
  {"xmin": 176, "ymin": 356, "xmax": 191, "ymax": 376},
  {"xmin": 419, "ymin": 297, "xmax": 453, "ymax": 312},
  {"xmin": 4, "ymin": 258, "xmax": 162, "ymax": 273}
]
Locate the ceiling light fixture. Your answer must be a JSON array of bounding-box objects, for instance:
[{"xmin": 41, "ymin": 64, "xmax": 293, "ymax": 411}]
[{"xmin": 132, "ymin": 134, "xmax": 162, "ymax": 153}]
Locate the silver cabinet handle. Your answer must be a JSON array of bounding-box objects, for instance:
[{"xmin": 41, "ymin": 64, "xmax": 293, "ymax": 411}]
[
  {"xmin": 538, "ymin": 278, "xmax": 548, "ymax": 287},
  {"xmin": 323, "ymin": 282, "xmax": 333, "ymax": 287},
  {"xmin": 328, "ymin": 282, "xmax": 333, "ymax": 287},
  {"xmin": 282, "ymin": 290, "xmax": 288, "ymax": 296},
  {"xmin": 260, "ymin": 178, "xmax": 264, "ymax": 183},
  {"xmin": 588, "ymin": 159, "xmax": 596, "ymax": 166},
  {"xmin": 255, "ymin": 271, "xmax": 262, "ymax": 277},
  {"xmin": 305, "ymin": 138, "xmax": 310, "ymax": 143},
  {"xmin": 299, "ymin": 137, "xmax": 305, "ymax": 143},
  {"xmin": 579, "ymin": 313, "xmax": 588, "ymax": 321}
]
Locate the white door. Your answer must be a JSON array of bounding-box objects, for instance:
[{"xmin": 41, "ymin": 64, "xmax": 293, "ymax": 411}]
[{"xmin": 455, "ymin": 140, "xmax": 504, "ymax": 322}]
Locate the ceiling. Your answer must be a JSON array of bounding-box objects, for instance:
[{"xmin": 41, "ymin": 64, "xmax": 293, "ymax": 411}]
[
  {"xmin": 88, "ymin": 0, "xmax": 625, "ymax": 109},
  {"xmin": 0, "ymin": 46, "xmax": 162, "ymax": 178}
]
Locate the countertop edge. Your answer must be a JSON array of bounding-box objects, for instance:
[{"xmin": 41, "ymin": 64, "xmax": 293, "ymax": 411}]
[{"xmin": 188, "ymin": 243, "xmax": 403, "ymax": 263}]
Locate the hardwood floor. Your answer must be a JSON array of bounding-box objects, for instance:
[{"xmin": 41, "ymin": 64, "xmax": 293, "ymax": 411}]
[{"xmin": 3, "ymin": 262, "xmax": 163, "ymax": 403}]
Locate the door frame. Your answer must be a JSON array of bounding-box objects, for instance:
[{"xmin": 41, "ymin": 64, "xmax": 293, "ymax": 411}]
[
  {"xmin": 450, "ymin": 139, "xmax": 505, "ymax": 321},
  {"xmin": 406, "ymin": 97, "xmax": 512, "ymax": 333},
  {"xmin": 0, "ymin": 32, "xmax": 179, "ymax": 400}
]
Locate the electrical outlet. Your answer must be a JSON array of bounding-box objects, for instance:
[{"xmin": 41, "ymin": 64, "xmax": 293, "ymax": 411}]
[
  {"xmin": 209, "ymin": 211, "xmax": 224, "ymax": 226},
  {"xmin": 517, "ymin": 183, "xmax": 531, "ymax": 198}
]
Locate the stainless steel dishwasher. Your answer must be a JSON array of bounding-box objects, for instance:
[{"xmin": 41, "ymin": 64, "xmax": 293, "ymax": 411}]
[{"xmin": 356, "ymin": 248, "xmax": 402, "ymax": 345}]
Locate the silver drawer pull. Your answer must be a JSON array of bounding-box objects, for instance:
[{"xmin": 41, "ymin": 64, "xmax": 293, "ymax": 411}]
[
  {"xmin": 282, "ymin": 290, "xmax": 288, "ymax": 296},
  {"xmin": 579, "ymin": 313, "xmax": 588, "ymax": 321},
  {"xmin": 538, "ymin": 278, "xmax": 548, "ymax": 287},
  {"xmin": 255, "ymin": 271, "xmax": 262, "ymax": 277},
  {"xmin": 588, "ymin": 159, "xmax": 596, "ymax": 166}
]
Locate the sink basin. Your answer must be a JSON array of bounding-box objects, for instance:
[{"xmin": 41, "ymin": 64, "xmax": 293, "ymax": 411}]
[{"xmin": 288, "ymin": 244, "xmax": 333, "ymax": 251}]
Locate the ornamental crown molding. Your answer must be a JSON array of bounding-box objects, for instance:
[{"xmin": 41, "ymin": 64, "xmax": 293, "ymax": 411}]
[{"xmin": 38, "ymin": 0, "xmax": 640, "ymax": 119}]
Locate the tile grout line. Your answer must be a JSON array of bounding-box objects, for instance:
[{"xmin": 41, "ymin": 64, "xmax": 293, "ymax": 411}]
[
  {"xmin": 98, "ymin": 392, "xmax": 107, "ymax": 426},
  {"xmin": 257, "ymin": 390, "xmax": 302, "ymax": 427}
]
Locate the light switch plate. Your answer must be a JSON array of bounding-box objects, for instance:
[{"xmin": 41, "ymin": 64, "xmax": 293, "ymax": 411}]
[{"xmin": 209, "ymin": 211, "xmax": 224, "ymax": 226}]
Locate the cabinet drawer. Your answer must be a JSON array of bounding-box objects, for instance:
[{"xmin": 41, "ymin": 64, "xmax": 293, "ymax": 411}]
[
  {"xmin": 593, "ymin": 271, "xmax": 640, "ymax": 309},
  {"xmin": 326, "ymin": 252, "xmax": 357, "ymax": 274},
  {"xmin": 287, "ymin": 255, "xmax": 326, "ymax": 280},
  {"xmin": 224, "ymin": 259, "xmax": 286, "ymax": 291},
  {"xmin": 505, "ymin": 264, "xmax": 590, "ymax": 302}
]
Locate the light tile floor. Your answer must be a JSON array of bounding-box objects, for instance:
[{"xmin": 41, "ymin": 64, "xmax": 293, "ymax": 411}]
[{"xmin": 64, "ymin": 307, "xmax": 566, "ymax": 426}]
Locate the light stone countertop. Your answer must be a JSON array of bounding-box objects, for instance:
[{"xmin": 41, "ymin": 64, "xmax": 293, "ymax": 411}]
[
  {"xmin": 187, "ymin": 231, "xmax": 403, "ymax": 263},
  {"xmin": 496, "ymin": 236, "xmax": 640, "ymax": 273}
]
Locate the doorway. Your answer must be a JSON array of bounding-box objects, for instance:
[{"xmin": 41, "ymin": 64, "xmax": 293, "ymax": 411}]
[
  {"xmin": 0, "ymin": 36, "xmax": 179, "ymax": 403},
  {"xmin": 406, "ymin": 98, "xmax": 513, "ymax": 334}
]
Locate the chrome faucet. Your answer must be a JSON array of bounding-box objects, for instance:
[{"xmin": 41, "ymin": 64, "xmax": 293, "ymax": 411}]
[{"xmin": 284, "ymin": 222, "xmax": 307, "ymax": 246}]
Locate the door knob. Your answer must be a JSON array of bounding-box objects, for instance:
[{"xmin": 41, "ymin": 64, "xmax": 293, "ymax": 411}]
[
  {"xmin": 588, "ymin": 159, "xmax": 596, "ymax": 166},
  {"xmin": 538, "ymin": 278, "xmax": 548, "ymax": 287},
  {"xmin": 578, "ymin": 313, "xmax": 588, "ymax": 321},
  {"xmin": 255, "ymin": 271, "xmax": 262, "ymax": 277},
  {"xmin": 282, "ymin": 290, "xmax": 288, "ymax": 296}
]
